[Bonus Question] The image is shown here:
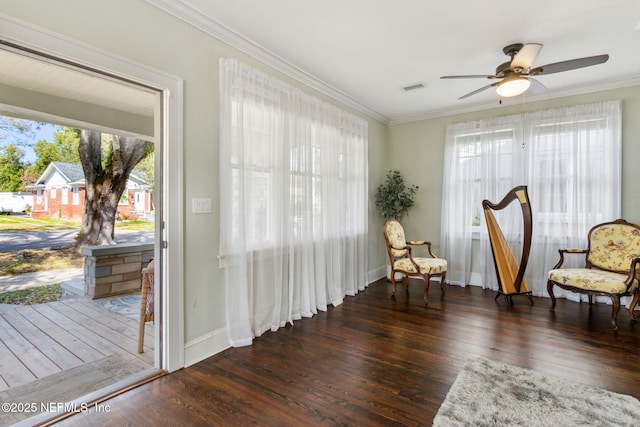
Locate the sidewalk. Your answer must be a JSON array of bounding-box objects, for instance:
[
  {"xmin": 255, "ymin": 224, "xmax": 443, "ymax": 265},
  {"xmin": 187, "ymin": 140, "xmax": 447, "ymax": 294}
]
[{"xmin": 0, "ymin": 268, "xmax": 83, "ymax": 294}]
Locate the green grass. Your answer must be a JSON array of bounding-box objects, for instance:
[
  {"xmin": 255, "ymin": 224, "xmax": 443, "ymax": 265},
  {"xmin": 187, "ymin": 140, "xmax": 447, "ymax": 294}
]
[
  {"xmin": 115, "ymin": 219, "xmax": 154, "ymax": 231},
  {"xmin": 0, "ymin": 215, "xmax": 154, "ymax": 232},
  {"xmin": 0, "ymin": 216, "xmax": 80, "ymax": 232},
  {"xmin": 0, "ymin": 284, "xmax": 62, "ymax": 305}
]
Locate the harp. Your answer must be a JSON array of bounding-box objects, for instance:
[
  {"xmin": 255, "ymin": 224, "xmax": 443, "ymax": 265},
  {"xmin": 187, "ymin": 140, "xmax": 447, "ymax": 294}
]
[{"xmin": 482, "ymin": 186, "xmax": 533, "ymax": 304}]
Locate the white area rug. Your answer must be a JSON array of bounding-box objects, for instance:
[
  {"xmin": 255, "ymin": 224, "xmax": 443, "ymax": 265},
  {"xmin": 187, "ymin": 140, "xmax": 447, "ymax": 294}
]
[{"xmin": 433, "ymin": 358, "xmax": 640, "ymax": 426}]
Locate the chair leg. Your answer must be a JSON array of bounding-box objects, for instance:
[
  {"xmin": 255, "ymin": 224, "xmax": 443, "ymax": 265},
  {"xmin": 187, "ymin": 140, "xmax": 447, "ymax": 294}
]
[
  {"xmin": 138, "ymin": 287, "xmax": 147, "ymax": 353},
  {"xmin": 610, "ymin": 294, "xmax": 621, "ymax": 330},
  {"xmin": 629, "ymin": 291, "xmax": 640, "ymax": 321},
  {"xmin": 547, "ymin": 280, "xmax": 557, "ymax": 310},
  {"xmin": 423, "ymin": 275, "xmax": 431, "ymax": 303},
  {"xmin": 440, "ymin": 273, "xmax": 446, "ymax": 294},
  {"xmin": 390, "ymin": 269, "xmax": 397, "ymax": 296},
  {"xmin": 138, "ymin": 317, "xmax": 146, "ymax": 353}
]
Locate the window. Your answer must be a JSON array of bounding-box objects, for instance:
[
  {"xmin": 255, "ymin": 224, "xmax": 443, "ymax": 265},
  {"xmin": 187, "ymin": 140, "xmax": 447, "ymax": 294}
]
[
  {"xmin": 452, "ymin": 126, "xmax": 517, "ymax": 232},
  {"xmin": 50, "ymin": 188, "xmax": 56, "ymax": 199},
  {"xmin": 72, "ymin": 187, "xmax": 79, "ymax": 205},
  {"xmin": 527, "ymin": 117, "xmax": 616, "ymax": 234},
  {"xmin": 134, "ymin": 192, "xmax": 144, "ymax": 210},
  {"xmin": 227, "ymin": 100, "xmax": 279, "ymax": 249},
  {"xmin": 61, "ymin": 187, "xmax": 68, "ymax": 205},
  {"xmin": 222, "ymin": 76, "xmax": 367, "ymax": 255},
  {"xmin": 441, "ymin": 100, "xmax": 621, "ymax": 294},
  {"xmin": 36, "ymin": 189, "xmax": 42, "ymax": 205}
]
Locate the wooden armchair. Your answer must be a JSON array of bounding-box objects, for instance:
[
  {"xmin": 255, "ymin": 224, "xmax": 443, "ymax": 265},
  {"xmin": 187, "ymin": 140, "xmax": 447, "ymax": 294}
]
[
  {"xmin": 547, "ymin": 219, "xmax": 640, "ymax": 330},
  {"xmin": 383, "ymin": 218, "xmax": 447, "ymax": 302}
]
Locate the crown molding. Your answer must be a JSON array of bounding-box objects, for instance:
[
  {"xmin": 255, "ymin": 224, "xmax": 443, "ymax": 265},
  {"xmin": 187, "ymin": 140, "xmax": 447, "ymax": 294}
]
[
  {"xmin": 145, "ymin": 0, "xmax": 389, "ymax": 124},
  {"xmin": 146, "ymin": 1, "xmax": 640, "ymax": 127}
]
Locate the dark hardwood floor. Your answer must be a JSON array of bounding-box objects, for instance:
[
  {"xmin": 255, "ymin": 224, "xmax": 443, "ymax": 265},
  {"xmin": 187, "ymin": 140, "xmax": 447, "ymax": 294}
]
[{"xmin": 53, "ymin": 278, "xmax": 640, "ymax": 426}]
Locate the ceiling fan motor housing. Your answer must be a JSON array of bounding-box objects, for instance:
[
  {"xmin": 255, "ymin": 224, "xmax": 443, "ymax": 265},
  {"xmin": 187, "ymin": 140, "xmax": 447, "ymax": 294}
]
[
  {"xmin": 496, "ymin": 61, "xmax": 514, "ymax": 76},
  {"xmin": 503, "ymin": 43, "xmax": 524, "ymax": 57},
  {"xmin": 502, "ymin": 43, "xmax": 526, "ymax": 73}
]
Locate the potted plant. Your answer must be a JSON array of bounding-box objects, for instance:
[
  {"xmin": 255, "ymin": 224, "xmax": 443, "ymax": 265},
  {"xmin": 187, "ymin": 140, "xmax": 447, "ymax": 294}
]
[
  {"xmin": 375, "ymin": 170, "xmax": 419, "ymax": 280},
  {"xmin": 375, "ymin": 169, "xmax": 418, "ymax": 221}
]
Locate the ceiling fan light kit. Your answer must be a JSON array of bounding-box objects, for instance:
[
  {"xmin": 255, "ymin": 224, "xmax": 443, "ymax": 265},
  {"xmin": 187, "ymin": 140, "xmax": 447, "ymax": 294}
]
[
  {"xmin": 440, "ymin": 43, "xmax": 609, "ymax": 100},
  {"xmin": 496, "ymin": 76, "xmax": 530, "ymax": 97}
]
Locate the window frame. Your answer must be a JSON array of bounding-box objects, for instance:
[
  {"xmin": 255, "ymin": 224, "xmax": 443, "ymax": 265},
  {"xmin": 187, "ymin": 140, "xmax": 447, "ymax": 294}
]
[{"xmin": 72, "ymin": 187, "xmax": 79, "ymax": 205}]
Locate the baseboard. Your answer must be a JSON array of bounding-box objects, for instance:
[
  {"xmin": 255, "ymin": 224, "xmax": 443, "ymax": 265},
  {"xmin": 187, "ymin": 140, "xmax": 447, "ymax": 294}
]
[
  {"xmin": 368, "ymin": 266, "xmax": 386, "ymax": 284},
  {"xmin": 184, "ymin": 327, "xmax": 230, "ymax": 367}
]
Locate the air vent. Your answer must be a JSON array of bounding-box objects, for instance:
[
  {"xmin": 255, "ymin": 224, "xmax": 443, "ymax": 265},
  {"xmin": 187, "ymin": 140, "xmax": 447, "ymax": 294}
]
[{"xmin": 402, "ymin": 82, "xmax": 425, "ymax": 92}]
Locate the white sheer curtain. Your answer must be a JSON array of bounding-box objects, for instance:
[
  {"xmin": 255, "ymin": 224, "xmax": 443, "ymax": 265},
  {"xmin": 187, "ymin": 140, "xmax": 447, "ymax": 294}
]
[
  {"xmin": 441, "ymin": 115, "xmax": 524, "ymax": 287},
  {"xmin": 441, "ymin": 100, "xmax": 621, "ymax": 297},
  {"xmin": 219, "ymin": 59, "xmax": 368, "ymax": 347},
  {"xmin": 526, "ymin": 101, "xmax": 621, "ymax": 297}
]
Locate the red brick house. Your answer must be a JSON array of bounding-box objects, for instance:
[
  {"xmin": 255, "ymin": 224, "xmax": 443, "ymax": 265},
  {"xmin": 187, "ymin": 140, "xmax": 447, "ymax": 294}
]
[{"xmin": 28, "ymin": 162, "xmax": 153, "ymax": 221}]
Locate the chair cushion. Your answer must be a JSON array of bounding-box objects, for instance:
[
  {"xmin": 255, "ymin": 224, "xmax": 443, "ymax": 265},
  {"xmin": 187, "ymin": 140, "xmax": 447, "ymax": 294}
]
[
  {"xmin": 394, "ymin": 257, "xmax": 447, "ymax": 275},
  {"xmin": 588, "ymin": 223, "xmax": 640, "ymax": 271},
  {"xmin": 385, "ymin": 220, "xmax": 408, "ymax": 257},
  {"xmin": 548, "ymin": 268, "xmax": 638, "ymax": 294}
]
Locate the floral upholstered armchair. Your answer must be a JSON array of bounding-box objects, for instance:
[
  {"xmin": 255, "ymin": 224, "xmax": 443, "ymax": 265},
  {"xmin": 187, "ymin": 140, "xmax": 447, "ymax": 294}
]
[
  {"xmin": 547, "ymin": 219, "xmax": 640, "ymax": 329},
  {"xmin": 383, "ymin": 218, "xmax": 447, "ymax": 303}
]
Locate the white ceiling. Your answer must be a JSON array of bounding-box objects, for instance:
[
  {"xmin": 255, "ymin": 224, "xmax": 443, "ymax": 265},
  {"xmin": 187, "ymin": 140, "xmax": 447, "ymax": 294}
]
[
  {"xmin": 149, "ymin": 0, "xmax": 640, "ymax": 123},
  {"xmin": 0, "ymin": 48, "xmax": 157, "ymax": 118}
]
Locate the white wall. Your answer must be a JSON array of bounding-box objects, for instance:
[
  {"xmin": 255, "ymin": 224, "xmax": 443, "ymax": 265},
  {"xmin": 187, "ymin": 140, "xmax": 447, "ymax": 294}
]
[{"xmin": 0, "ymin": 0, "xmax": 389, "ymax": 365}]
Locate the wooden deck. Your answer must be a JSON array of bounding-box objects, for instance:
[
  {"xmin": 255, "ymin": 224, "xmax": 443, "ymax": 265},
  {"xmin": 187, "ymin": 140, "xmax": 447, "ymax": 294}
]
[{"xmin": 0, "ymin": 295, "xmax": 154, "ymax": 393}]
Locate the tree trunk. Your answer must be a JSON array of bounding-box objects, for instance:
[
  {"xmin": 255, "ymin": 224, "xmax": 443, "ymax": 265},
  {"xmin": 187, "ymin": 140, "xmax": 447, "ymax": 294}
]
[
  {"xmin": 79, "ymin": 175, "xmax": 125, "ymax": 245},
  {"xmin": 76, "ymin": 130, "xmax": 150, "ymax": 246}
]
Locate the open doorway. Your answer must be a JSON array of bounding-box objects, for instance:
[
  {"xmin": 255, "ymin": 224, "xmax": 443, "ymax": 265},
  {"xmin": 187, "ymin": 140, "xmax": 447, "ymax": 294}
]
[{"xmin": 0, "ymin": 34, "xmax": 182, "ymax": 423}]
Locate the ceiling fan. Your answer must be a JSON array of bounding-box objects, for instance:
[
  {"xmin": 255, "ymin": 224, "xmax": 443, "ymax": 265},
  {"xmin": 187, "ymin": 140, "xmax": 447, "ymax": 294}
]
[{"xmin": 441, "ymin": 43, "xmax": 609, "ymax": 99}]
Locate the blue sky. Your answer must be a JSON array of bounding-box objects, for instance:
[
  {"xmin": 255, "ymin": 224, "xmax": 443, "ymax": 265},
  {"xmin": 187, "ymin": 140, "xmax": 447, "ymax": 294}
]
[
  {"xmin": 0, "ymin": 117, "xmax": 61, "ymax": 163},
  {"xmin": 34, "ymin": 122, "xmax": 61, "ymax": 141},
  {"xmin": 28, "ymin": 122, "xmax": 61, "ymax": 161}
]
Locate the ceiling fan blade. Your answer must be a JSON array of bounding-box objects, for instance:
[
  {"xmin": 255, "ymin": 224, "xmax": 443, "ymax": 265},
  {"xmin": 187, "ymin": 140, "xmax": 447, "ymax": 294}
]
[
  {"xmin": 441, "ymin": 74, "xmax": 499, "ymax": 79},
  {"xmin": 458, "ymin": 82, "xmax": 500, "ymax": 99},
  {"xmin": 528, "ymin": 54, "xmax": 609, "ymax": 76},
  {"xmin": 511, "ymin": 43, "xmax": 543, "ymax": 71},
  {"xmin": 527, "ymin": 77, "xmax": 546, "ymax": 94}
]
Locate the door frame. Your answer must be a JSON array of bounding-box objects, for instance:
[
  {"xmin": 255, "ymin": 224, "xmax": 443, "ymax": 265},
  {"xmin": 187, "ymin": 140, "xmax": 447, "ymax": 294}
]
[{"xmin": 0, "ymin": 12, "xmax": 185, "ymax": 372}]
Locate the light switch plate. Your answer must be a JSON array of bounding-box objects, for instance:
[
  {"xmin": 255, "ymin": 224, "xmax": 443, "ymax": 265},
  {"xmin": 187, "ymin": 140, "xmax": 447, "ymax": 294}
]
[{"xmin": 192, "ymin": 198, "xmax": 212, "ymax": 214}]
